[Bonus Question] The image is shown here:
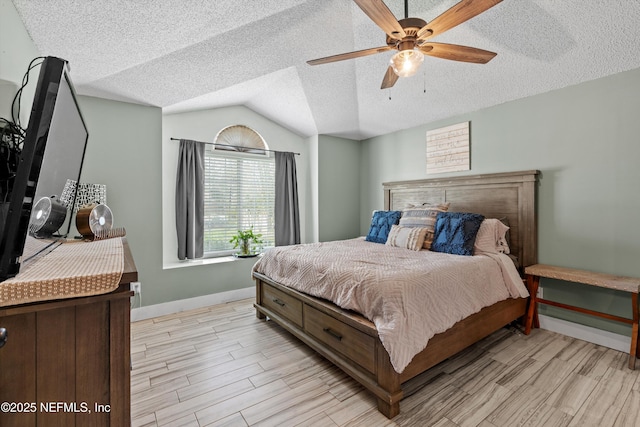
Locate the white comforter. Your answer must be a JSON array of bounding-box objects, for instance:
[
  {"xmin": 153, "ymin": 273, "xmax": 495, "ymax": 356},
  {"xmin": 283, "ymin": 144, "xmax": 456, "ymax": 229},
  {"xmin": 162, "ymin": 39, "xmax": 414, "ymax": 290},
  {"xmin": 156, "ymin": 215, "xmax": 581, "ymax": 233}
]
[{"xmin": 252, "ymin": 238, "xmax": 528, "ymax": 373}]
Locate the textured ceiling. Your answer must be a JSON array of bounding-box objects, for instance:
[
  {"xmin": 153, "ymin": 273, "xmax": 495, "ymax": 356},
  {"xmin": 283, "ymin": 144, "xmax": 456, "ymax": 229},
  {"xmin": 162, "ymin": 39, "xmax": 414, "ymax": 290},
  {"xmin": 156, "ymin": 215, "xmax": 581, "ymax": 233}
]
[{"xmin": 11, "ymin": 0, "xmax": 640, "ymax": 140}]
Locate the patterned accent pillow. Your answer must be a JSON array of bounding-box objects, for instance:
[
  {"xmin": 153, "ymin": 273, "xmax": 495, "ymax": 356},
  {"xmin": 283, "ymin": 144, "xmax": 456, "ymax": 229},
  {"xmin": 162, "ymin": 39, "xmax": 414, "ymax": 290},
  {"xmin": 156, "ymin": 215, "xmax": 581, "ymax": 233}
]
[
  {"xmin": 386, "ymin": 225, "xmax": 429, "ymax": 251},
  {"xmin": 431, "ymin": 212, "xmax": 485, "ymax": 256},
  {"xmin": 365, "ymin": 210, "xmax": 402, "ymax": 244},
  {"xmin": 399, "ymin": 203, "xmax": 450, "ymax": 249},
  {"xmin": 474, "ymin": 218, "xmax": 511, "ymax": 254}
]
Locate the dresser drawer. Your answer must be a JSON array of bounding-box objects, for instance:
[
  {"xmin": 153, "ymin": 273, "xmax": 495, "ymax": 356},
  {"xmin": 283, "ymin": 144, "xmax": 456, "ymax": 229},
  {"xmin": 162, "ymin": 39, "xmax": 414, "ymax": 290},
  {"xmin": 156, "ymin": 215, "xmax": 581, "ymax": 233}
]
[
  {"xmin": 261, "ymin": 283, "xmax": 303, "ymax": 328},
  {"xmin": 304, "ymin": 305, "xmax": 376, "ymax": 374}
]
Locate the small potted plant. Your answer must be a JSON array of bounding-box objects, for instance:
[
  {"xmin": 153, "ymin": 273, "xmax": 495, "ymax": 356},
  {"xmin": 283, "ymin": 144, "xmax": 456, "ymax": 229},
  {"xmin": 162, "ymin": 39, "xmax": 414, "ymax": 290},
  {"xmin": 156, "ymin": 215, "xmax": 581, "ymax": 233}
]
[{"xmin": 230, "ymin": 228, "xmax": 263, "ymax": 257}]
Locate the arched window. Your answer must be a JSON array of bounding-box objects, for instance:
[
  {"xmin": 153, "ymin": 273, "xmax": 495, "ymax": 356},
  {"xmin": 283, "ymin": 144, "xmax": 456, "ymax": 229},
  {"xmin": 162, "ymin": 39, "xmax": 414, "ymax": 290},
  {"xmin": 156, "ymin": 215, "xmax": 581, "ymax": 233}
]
[
  {"xmin": 203, "ymin": 125, "xmax": 275, "ymax": 255},
  {"xmin": 214, "ymin": 125, "xmax": 269, "ymax": 155}
]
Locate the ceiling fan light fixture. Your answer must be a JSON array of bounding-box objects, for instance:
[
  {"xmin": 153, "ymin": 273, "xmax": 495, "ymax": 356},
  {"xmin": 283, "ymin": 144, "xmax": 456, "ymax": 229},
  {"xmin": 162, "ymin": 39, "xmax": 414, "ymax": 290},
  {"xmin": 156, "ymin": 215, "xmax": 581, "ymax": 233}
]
[{"xmin": 390, "ymin": 48, "xmax": 424, "ymax": 78}]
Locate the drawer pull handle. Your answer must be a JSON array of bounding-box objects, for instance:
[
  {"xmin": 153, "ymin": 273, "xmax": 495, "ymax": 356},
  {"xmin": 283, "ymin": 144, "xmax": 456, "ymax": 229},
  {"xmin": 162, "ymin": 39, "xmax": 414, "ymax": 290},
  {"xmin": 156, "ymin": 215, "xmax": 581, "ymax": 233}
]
[
  {"xmin": 323, "ymin": 327, "xmax": 342, "ymax": 341},
  {"xmin": 0, "ymin": 327, "xmax": 7, "ymax": 349},
  {"xmin": 272, "ymin": 298, "xmax": 286, "ymax": 307}
]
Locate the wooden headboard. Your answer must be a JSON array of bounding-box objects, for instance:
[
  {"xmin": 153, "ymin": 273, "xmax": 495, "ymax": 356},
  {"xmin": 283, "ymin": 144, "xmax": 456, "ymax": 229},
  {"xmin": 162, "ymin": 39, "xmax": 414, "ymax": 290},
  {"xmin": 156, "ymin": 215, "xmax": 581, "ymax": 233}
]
[{"xmin": 383, "ymin": 170, "xmax": 539, "ymax": 269}]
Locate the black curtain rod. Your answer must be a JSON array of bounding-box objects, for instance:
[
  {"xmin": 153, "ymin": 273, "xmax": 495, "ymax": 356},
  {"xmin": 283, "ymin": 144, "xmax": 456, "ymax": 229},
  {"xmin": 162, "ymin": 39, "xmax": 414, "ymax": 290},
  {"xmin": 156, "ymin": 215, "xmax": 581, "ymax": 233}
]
[{"xmin": 170, "ymin": 137, "xmax": 300, "ymax": 156}]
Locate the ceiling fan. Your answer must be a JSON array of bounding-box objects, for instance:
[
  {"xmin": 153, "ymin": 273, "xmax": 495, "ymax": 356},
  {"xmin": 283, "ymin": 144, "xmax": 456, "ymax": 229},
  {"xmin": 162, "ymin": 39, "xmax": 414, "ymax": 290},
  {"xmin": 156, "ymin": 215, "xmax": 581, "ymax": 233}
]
[{"xmin": 307, "ymin": 0, "xmax": 502, "ymax": 89}]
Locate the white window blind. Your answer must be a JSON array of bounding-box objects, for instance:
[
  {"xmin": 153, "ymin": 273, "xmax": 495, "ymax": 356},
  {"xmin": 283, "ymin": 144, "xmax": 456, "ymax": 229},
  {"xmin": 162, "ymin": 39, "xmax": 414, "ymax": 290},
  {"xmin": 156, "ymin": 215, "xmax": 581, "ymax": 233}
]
[{"xmin": 203, "ymin": 150, "xmax": 275, "ymax": 255}]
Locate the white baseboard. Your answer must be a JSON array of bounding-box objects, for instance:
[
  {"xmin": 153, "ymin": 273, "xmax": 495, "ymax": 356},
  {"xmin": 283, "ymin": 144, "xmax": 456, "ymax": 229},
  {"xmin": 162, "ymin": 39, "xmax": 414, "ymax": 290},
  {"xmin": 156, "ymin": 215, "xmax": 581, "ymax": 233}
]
[
  {"xmin": 538, "ymin": 314, "xmax": 630, "ymax": 353},
  {"xmin": 131, "ymin": 287, "xmax": 254, "ymax": 322}
]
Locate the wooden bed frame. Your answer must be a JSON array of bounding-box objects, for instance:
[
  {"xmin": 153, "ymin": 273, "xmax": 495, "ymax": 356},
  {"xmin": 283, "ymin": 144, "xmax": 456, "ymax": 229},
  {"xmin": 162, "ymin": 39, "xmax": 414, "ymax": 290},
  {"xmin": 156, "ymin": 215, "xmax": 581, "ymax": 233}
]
[{"xmin": 254, "ymin": 170, "xmax": 539, "ymax": 418}]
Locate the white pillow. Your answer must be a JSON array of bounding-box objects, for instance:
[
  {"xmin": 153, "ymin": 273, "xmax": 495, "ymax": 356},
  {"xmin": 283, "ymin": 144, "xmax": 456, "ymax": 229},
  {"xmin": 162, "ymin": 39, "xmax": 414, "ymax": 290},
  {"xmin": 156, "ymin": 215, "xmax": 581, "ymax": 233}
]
[
  {"xmin": 386, "ymin": 225, "xmax": 429, "ymax": 251},
  {"xmin": 473, "ymin": 219, "xmax": 510, "ymax": 254}
]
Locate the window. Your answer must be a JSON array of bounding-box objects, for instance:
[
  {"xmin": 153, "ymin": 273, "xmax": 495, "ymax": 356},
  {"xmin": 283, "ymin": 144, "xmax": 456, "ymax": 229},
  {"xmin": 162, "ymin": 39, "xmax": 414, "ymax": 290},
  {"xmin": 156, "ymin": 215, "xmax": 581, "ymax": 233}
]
[{"xmin": 203, "ymin": 126, "xmax": 274, "ymax": 256}]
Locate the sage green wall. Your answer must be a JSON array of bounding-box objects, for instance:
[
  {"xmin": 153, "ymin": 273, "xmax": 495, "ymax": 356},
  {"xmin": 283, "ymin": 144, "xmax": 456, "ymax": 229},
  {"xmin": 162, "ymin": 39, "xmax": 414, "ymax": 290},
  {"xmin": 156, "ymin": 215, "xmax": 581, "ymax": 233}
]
[
  {"xmin": 0, "ymin": 0, "xmax": 40, "ymax": 123},
  {"xmin": 74, "ymin": 96, "xmax": 165, "ymax": 303},
  {"xmin": 79, "ymin": 99, "xmax": 300, "ymax": 307},
  {"xmin": 318, "ymin": 135, "xmax": 361, "ymax": 242},
  {"xmin": 360, "ymin": 67, "xmax": 640, "ymax": 336}
]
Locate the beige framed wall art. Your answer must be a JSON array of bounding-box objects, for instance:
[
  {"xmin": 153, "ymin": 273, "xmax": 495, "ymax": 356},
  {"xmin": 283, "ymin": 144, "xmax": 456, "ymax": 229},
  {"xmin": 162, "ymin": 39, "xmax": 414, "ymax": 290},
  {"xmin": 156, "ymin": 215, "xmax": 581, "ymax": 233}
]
[{"xmin": 426, "ymin": 121, "xmax": 470, "ymax": 174}]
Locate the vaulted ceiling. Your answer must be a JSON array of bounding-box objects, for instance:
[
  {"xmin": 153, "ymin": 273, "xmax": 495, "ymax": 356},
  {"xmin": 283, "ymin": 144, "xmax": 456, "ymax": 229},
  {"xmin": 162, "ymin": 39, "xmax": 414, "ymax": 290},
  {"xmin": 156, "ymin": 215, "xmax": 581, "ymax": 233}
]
[{"xmin": 12, "ymin": 0, "xmax": 640, "ymax": 140}]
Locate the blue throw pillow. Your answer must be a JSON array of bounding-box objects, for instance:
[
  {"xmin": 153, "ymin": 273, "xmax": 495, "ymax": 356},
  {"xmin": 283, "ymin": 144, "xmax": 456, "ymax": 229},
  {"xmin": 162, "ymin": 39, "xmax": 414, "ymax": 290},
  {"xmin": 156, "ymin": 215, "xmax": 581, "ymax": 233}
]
[
  {"xmin": 365, "ymin": 210, "xmax": 402, "ymax": 244},
  {"xmin": 431, "ymin": 212, "xmax": 485, "ymax": 256}
]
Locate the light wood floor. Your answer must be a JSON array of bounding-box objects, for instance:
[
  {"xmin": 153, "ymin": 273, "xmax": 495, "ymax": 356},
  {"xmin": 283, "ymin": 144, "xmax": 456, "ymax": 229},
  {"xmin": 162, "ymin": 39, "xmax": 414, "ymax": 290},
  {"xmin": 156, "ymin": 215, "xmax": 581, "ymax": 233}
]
[{"xmin": 131, "ymin": 298, "xmax": 640, "ymax": 427}]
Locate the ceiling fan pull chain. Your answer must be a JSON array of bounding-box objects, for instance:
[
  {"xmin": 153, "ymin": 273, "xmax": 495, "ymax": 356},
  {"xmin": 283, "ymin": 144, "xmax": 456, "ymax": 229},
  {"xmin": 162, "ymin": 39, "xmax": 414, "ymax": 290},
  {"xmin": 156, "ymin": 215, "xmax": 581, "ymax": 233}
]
[{"xmin": 424, "ymin": 69, "xmax": 427, "ymax": 94}]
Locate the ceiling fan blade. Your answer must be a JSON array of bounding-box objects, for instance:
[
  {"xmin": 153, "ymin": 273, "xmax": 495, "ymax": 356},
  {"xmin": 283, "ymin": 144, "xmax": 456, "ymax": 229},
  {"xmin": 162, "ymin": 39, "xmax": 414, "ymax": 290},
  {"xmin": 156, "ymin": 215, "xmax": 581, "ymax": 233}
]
[
  {"xmin": 307, "ymin": 46, "xmax": 393, "ymax": 65},
  {"xmin": 381, "ymin": 66, "xmax": 399, "ymax": 89},
  {"xmin": 353, "ymin": 0, "xmax": 406, "ymax": 40},
  {"xmin": 417, "ymin": 0, "xmax": 502, "ymax": 41},
  {"xmin": 419, "ymin": 42, "xmax": 497, "ymax": 63}
]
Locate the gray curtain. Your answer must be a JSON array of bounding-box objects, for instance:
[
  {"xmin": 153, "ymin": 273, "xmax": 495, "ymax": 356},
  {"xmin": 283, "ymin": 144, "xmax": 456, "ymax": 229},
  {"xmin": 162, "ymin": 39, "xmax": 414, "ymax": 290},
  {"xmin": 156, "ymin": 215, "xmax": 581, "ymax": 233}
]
[
  {"xmin": 175, "ymin": 139, "xmax": 204, "ymax": 260},
  {"xmin": 274, "ymin": 151, "xmax": 300, "ymax": 246}
]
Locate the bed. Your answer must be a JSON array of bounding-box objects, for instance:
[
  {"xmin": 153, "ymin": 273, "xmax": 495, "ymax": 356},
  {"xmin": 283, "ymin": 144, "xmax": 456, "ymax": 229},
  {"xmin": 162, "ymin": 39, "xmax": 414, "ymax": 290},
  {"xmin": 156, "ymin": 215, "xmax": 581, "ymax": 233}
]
[{"xmin": 253, "ymin": 170, "xmax": 539, "ymax": 418}]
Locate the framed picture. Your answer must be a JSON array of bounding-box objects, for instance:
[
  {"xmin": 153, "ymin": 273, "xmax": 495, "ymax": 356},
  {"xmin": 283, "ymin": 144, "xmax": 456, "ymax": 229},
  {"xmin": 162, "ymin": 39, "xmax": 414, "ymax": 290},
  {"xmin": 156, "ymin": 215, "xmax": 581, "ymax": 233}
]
[{"xmin": 426, "ymin": 122, "xmax": 469, "ymax": 174}]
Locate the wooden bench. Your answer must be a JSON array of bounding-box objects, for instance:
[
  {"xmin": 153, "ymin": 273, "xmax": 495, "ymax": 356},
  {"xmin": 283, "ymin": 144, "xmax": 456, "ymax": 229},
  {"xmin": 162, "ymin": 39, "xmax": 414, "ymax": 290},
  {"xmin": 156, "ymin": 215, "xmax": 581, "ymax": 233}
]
[{"xmin": 524, "ymin": 264, "xmax": 640, "ymax": 369}]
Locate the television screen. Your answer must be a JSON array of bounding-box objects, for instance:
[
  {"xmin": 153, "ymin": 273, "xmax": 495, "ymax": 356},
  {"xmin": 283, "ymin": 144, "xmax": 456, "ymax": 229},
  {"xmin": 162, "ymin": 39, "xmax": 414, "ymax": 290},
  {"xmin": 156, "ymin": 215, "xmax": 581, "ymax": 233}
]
[{"xmin": 0, "ymin": 56, "xmax": 88, "ymax": 281}]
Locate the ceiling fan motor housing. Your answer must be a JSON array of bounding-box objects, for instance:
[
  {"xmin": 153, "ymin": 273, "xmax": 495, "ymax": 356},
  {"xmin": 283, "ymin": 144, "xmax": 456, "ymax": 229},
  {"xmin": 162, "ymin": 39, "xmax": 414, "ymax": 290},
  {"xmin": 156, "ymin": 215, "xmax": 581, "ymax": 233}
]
[{"xmin": 387, "ymin": 18, "xmax": 428, "ymax": 47}]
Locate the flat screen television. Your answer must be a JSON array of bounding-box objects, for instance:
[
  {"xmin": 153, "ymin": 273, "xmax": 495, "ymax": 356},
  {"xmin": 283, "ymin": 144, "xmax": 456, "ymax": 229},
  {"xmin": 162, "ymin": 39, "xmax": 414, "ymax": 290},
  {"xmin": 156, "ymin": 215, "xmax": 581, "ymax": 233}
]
[{"xmin": 0, "ymin": 56, "xmax": 88, "ymax": 281}]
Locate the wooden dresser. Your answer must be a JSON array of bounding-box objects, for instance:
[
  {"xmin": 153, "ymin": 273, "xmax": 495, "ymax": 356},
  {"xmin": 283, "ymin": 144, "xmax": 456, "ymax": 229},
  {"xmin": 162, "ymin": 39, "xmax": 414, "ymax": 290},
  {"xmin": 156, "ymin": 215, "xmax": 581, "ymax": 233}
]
[{"xmin": 0, "ymin": 239, "xmax": 137, "ymax": 427}]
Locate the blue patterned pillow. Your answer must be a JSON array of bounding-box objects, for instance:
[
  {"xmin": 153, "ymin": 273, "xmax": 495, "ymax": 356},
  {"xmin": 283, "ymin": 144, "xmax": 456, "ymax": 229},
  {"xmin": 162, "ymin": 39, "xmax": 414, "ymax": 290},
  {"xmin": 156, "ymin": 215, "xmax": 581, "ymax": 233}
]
[
  {"xmin": 365, "ymin": 210, "xmax": 402, "ymax": 244},
  {"xmin": 431, "ymin": 212, "xmax": 485, "ymax": 256}
]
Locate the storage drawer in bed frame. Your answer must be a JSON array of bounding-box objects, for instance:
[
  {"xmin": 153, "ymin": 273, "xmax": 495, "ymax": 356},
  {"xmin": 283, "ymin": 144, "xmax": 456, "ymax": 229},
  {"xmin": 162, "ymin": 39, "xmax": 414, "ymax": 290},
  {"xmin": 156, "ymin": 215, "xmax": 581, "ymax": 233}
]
[
  {"xmin": 303, "ymin": 304, "xmax": 376, "ymax": 374},
  {"xmin": 258, "ymin": 281, "xmax": 376, "ymax": 374},
  {"xmin": 261, "ymin": 282, "xmax": 303, "ymax": 328}
]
